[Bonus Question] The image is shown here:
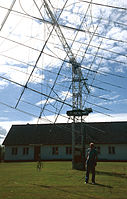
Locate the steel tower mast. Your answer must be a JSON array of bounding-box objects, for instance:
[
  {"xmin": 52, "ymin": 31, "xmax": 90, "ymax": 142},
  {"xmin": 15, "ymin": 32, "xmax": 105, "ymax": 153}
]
[{"xmin": 43, "ymin": 0, "xmax": 91, "ymax": 169}]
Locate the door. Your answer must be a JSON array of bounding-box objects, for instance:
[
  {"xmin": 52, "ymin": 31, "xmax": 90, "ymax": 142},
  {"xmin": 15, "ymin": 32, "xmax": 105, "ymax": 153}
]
[{"xmin": 34, "ymin": 146, "xmax": 41, "ymax": 161}]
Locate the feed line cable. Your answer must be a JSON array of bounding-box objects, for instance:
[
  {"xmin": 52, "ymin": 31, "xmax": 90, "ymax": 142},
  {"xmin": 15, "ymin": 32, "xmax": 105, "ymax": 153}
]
[
  {"xmin": 28, "ymin": 33, "xmax": 127, "ymax": 68},
  {"xmin": 48, "ymin": 0, "xmax": 95, "ymax": 99},
  {"xmin": 1, "ymin": 4, "xmax": 127, "ymax": 44},
  {"xmin": 82, "ymin": 58, "xmax": 103, "ymax": 106},
  {"xmin": 84, "ymin": 99, "xmax": 111, "ymax": 111},
  {"xmin": 53, "ymin": 84, "xmax": 72, "ymax": 124},
  {"xmin": 70, "ymin": 0, "xmax": 96, "ymax": 61},
  {"xmin": 0, "ymin": 35, "xmax": 40, "ymax": 54},
  {"xmin": 0, "ymin": 0, "xmax": 17, "ymax": 31},
  {"xmin": 83, "ymin": 51, "xmax": 108, "ymax": 107},
  {"xmin": 0, "ymin": 0, "xmax": 23, "ymax": 52},
  {"xmin": 48, "ymin": 0, "xmax": 94, "ymax": 89},
  {"xmin": 0, "ymin": 53, "xmax": 70, "ymax": 81},
  {"xmin": 1, "ymin": 32, "xmax": 126, "ymax": 66},
  {"xmin": 41, "ymin": 65, "xmax": 124, "ymax": 89},
  {"xmin": 85, "ymin": 105, "xmax": 112, "ymax": 117},
  {"xmin": 0, "ymin": 75, "xmax": 73, "ymax": 108},
  {"xmin": 0, "ymin": 1, "xmax": 127, "ymax": 37},
  {"xmin": 89, "ymin": 0, "xmax": 95, "ymax": 31},
  {"xmin": 54, "ymin": 43, "xmax": 127, "ymax": 66},
  {"xmin": 15, "ymin": 0, "xmax": 69, "ymax": 111},
  {"xmin": 84, "ymin": 39, "xmax": 103, "ymax": 80},
  {"xmin": 20, "ymin": 98, "xmax": 72, "ymax": 124},
  {"xmin": 0, "ymin": 1, "xmax": 43, "ymax": 52},
  {"xmin": 0, "ymin": 100, "xmax": 50, "ymax": 122},
  {"xmin": 52, "ymin": 12, "xmax": 127, "ymax": 66},
  {"xmin": 39, "ymin": 9, "xmax": 46, "ymax": 118},
  {"xmin": 59, "ymin": 23, "xmax": 127, "ymax": 44},
  {"xmin": 79, "ymin": 0, "xmax": 127, "ymax": 11},
  {"xmin": 0, "ymin": 19, "xmax": 34, "ymax": 54},
  {"xmin": 43, "ymin": 35, "xmax": 126, "ymax": 75},
  {"xmin": 80, "ymin": 64, "xmax": 126, "ymax": 78},
  {"xmin": 56, "ymin": 8, "xmax": 127, "ymax": 28},
  {"xmin": 14, "ymin": 1, "xmax": 61, "ymax": 108},
  {"xmin": 82, "ymin": 62, "xmax": 115, "ymax": 110},
  {"xmin": 0, "ymin": 3, "xmax": 125, "ymax": 117},
  {"xmin": 4, "ymin": 63, "xmax": 117, "ymax": 104},
  {"xmin": 0, "ymin": 36, "xmax": 125, "ymax": 80},
  {"xmin": 1, "ymin": 2, "xmax": 127, "ymax": 30},
  {"xmin": 45, "ymin": 79, "xmax": 113, "ymax": 108},
  {"xmin": 73, "ymin": 17, "xmax": 103, "ymax": 89},
  {"xmin": 42, "ymin": 0, "xmax": 127, "ymax": 78},
  {"xmin": 37, "ymin": 61, "xmax": 71, "ymax": 122},
  {"xmin": 0, "ymin": 48, "xmax": 124, "ymax": 95},
  {"xmin": 43, "ymin": 50, "xmax": 126, "ymax": 78},
  {"xmin": 82, "ymin": 90, "xmax": 113, "ymax": 105},
  {"xmin": 69, "ymin": 19, "xmax": 114, "ymax": 102},
  {"xmin": 83, "ymin": 39, "xmax": 104, "ymax": 104},
  {"xmin": 14, "ymin": 23, "xmax": 59, "ymax": 108},
  {"xmin": 29, "ymin": 34, "xmax": 127, "ymax": 63},
  {"xmin": 37, "ymin": 0, "xmax": 71, "ymax": 123},
  {"xmin": 13, "ymin": 79, "xmax": 112, "ymax": 121},
  {"xmin": 0, "ymin": 51, "xmax": 117, "ymax": 94},
  {"xmin": 20, "ymin": 99, "xmax": 70, "ymax": 121},
  {"xmin": 0, "ymin": 52, "xmax": 125, "ymax": 90},
  {"xmin": 0, "ymin": 27, "xmax": 126, "ymax": 75},
  {"xmin": 16, "ymin": 0, "xmax": 63, "ymax": 107},
  {"xmin": 60, "ymin": 7, "xmax": 105, "ymax": 110},
  {"xmin": 59, "ymin": 0, "xmax": 127, "ymax": 11},
  {"xmin": 43, "ymin": 77, "xmax": 113, "ymax": 114},
  {"xmin": 1, "ymin": 11, "xmax": 127, "ymax": 59},
  {"xmin": 53, "ymin": 6, "xmax": 127, "ymax": 28}
]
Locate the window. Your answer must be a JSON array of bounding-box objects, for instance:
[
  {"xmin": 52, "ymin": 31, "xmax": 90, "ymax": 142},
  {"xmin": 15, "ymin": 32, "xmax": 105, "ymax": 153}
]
[
  {"xmin": 66, "ymin": 147, "xmax": 72, "ymax": 155},
  {"xmin": 23, "ymin": 147, "xmax": 29, "ymax": 155},
  {"xmin": 108, "ymin": 146, "xmax": 115, "ymax": 154},
  {"xmin": 96, "ymin": 146, "xmax": 101, "ymax": 154},
  {"xmin": 52, "ymin": 147, "xmax": 59, "ymax": 155},
  {"xmin": 12, "ymin": 147, "xmax": 18, "ymax": 155}
]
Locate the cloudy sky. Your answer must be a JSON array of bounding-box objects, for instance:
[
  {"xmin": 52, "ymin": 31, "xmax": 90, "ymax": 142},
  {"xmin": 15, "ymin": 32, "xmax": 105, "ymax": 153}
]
[{"xmin": 0, "ymin": 0, "xmax": 127, "ymax": 143}]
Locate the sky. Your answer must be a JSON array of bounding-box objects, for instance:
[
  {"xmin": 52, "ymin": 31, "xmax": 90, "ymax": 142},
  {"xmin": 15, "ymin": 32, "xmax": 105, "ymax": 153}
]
[{"xmin": 0, "ymin": 0, "xmax": 127, "ymax": 144}]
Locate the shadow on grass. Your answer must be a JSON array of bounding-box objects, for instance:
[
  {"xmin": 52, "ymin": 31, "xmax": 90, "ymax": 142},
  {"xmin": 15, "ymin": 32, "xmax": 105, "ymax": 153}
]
[
  {"xmin": 32, "ymin": 182, "xmax": 113, "ymax": 191},
  {"xmin": 93, "ymin": 183, "xmax": 113, "ymax": 188},
  {"xmin": 32, "ymin": 184, "xmax": 85, "ymax": 197},
  {"xmin": 96, "ymin": 170, "xmax": 127, "ymax": 179}
]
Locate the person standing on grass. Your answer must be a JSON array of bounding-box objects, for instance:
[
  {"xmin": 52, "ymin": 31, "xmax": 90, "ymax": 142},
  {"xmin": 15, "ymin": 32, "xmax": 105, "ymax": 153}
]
[
  {"xmin": 85, "ymin": 142, "xmax": 98, "ymax": 184},
  {"xmin": 37, "ymin": 153, "xmax": 42, "ymax": 171}
]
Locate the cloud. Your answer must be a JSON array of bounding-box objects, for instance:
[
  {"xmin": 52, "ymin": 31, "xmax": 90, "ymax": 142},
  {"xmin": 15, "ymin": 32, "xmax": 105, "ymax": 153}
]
[
  {"xmin": 0, "ymin": 62, "xmax": 45, "ymax": 86},
  {"xmin": 0, "ymin": 79, "xmax": 8, "ymax": 89},
  {"xmin": 36, "ymin": 98, "xmax": 55, "ymax": 106},
  {"xmin": 0, "ymin": 0, "xmax": 127, "ymax": 127}
]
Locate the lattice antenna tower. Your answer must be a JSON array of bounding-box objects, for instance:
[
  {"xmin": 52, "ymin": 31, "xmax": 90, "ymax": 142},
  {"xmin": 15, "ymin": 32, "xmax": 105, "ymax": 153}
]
[
  {"xmin": 43, "ymin": 0, "xmax": 90, "ymax": 109},
  {"xmin": 43, "ymin": 0, "xmax": 90, "ymax": 169}
]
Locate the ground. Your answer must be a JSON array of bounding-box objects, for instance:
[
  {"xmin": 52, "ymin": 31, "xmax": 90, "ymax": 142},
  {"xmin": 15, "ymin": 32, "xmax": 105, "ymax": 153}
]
[{"xmin": 0, "ymin": 161, "xmax": 127, "ymax": 199}]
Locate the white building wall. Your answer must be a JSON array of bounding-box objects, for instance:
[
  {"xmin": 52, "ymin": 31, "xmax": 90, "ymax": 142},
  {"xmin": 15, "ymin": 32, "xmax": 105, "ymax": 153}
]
[
  {"xmin": 95, "ymin": 144, "xmax": 127, "ymax": 161},
  {"xmin": 4, "ymin": 146, "xmax": 34, "ymax": 161},
  {"xmin": 4, "ymin": 144, "xmax": 127, "ymax": 161},
  {"xmin": 41, "ymin": 145, "xmax": 72, "ymax": 160}
]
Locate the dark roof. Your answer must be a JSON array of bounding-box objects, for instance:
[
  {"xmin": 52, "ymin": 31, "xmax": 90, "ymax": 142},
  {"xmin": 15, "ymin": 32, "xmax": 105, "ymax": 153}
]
[
  {"xmin": 3, "ymin": 121, "xmax": 127, "ymax": 146},
  {"xmin": 3, "ymin": 123, "xmax": 72, "ymax": 146}
]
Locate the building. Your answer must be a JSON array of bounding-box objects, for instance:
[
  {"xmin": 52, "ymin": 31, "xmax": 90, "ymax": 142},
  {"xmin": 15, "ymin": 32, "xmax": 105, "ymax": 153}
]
[{"xmin": 2, "ymin": 121, "xmax": 127, "ymax": 162}]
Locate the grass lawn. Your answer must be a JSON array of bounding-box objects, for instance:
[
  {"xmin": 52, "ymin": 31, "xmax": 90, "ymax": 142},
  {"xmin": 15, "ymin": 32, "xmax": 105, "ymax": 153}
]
[{"xmin": 0, "ymin": 161, "xmax": 127, "ymax": 199}]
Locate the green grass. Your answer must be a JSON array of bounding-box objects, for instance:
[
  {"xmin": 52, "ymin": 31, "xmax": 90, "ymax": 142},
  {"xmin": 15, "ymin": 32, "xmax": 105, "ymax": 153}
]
[{"xmin": 0, "ymin": 161, "xmax": 127, "ymax": 199}]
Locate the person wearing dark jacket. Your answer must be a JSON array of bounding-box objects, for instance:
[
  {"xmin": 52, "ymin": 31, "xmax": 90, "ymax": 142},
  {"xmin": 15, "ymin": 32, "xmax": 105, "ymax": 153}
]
[{"xmin": 85, "ymin": 142, "xmax": 97, "ymax": 184}]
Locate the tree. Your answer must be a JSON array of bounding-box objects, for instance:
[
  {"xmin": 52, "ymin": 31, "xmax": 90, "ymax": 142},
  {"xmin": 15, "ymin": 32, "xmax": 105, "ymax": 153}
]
[{"xmin": 0, "ymin": 145, "xmax": 5, "ymax": 162}]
